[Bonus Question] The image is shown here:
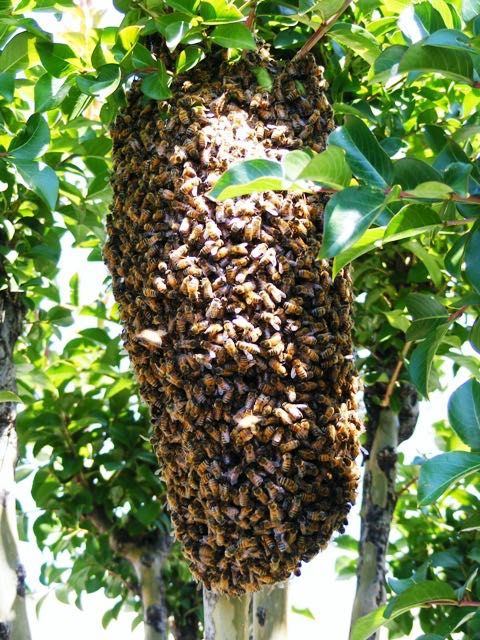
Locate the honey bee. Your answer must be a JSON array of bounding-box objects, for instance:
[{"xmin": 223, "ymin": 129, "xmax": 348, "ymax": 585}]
[
  {"xmin": 246, "ymin": 469, "xmax": 263, "ymax": 487},
  {"xmin": 280, "ymin": 440, "xmax": 299, "ymax": 453},
  {"xmin": 239, "ymin": 485, "xmax": 249, "ymax": 506},
  {"xmin": 269, "ymin": 358, "xmax": 287, "ymax": 377},
  {"xmin": 281, "ymin": 453, "xmax": 292, "ymax": 474},
  {"xmin": 258, "ymin": 456, "xmax": 275, "ymax": 474},
  {"xmin": 244, "ymin": 443, "xmax": 255, "ymax": 464}
]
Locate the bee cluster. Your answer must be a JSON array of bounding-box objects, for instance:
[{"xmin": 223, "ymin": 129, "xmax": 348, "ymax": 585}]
[{"xmin": 105, "ymin": 51, "xmax": 362, "ymax": 596}]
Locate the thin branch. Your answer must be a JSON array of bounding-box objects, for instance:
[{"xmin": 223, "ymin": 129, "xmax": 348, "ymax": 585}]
[
  {"xmin": 425, "ymin": 599, "xmax": 480, "ymax": 608},
  {"xmin": 381, "ymin": 342, "xmax": 412, "ymax": 408},
  {"xmin": 245, "ymin": 2, "xmax": 256, "ymax": 30},
  {"xmin": 444, "ymin": 217, "xmax": 478, "ymax": 226},
  {"xmin": 293, "ymin": 0, "xmax": 354, "ymax": 60},
  {"xmin": 447, "ymin": 305, "xmax": 468, "ymax": 322}
]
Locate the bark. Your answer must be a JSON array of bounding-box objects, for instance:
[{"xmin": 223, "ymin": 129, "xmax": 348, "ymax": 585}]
[
  {"xmin": 126, "ymin": 535, "xmax": 172, "ymax": 640},
  {"xmin": 252, "ymin": 584, "xmax": 288, "ymax": 640},
  {"xmin": 350, "ymin": 383, "xmax": 419, "ymax": 639},
  {"xmin": 0, "ymin": 291, "xmax": 30, "ymax": 640},
  {"xmin": 203, "ymin": 589, "xmax": 251, "ymax": 640},
  {"xmin": 172, "ymin": 608, "xmax": 201, "ymax": 640}
]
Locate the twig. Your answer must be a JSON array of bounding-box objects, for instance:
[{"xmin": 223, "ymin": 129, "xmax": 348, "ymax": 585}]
[
  {"xmin": 447, "ymin": 305, "xmax": 468, "ymax": 322},
  {"xmin": 444, "ymin": 218, "xmax": 478, "ymax": 226},
  {"xmin": 396, "ymin": 477, "xmax": 416, "ymax": 497},
  {"xmin": 246, "ymin": 2, "xmax": 256, "ymax": 30},
  {"xmin": 381, "ymin": 342, "xmax": 412, "ymax": 408},
  {"xmin": 293, "ymin": 0, "xmax": 354, "ymax": 60}
]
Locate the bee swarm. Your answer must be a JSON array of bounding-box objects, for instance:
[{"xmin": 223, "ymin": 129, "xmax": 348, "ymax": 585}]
[{"xmin": 105, "ymin": 51, "xmax": 362, "ymax": 596}]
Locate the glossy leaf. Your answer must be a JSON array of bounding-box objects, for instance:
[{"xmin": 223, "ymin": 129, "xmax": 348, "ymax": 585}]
[
  {"xmin": 384, "ymin": 581, "xmax": 457, "ymax": 618},
  {"xmin": 210, "ymin": 24, "xmax": 256, "ymax": 49},
  {"xmin": 141, "ymin": 63, "xmax": 172, "ymax": 100},
  {"xmin": 9, "ymin": 114, "xmax": 50, "ymax": 161},
  {"xmin": 36, "ymin": 41, "xmax": 79, "ymax": 77},
  {"xmin": 448, "ymin": 379, "xmax": 480, "ymax": 449},
  {"xmin": 208, "ymin": 159, "xmax": 284, "ymax": 200},
  {"xmin": 328, "ymin": 22, "xmax": 381, "ymax": 64},
  {"xmin": 298, "ymin": 145, "xmax": 352, "ymax": 189},
  {"xmin": 329, "ymin": 116, "xmax": 393, "ymax": 189},
  {"xmin": 319, "ymin": 187, "xmax": 386, "ymax": 259},
  {"xmin": 76, "ymin": 64, "xmax": 122, "ymax": 97},
  {"xmin": 13, "ymin": 160, "xmax": 59, "ymax": 210},
  {"xmin": 0, "ymin": 32, "xmax": 32, "ymax": 73},
  {"xmin": 465, "ymin": 225, "xmax": 480, "ymax": 292},
  {"xmin": 418, "ymin": 451, "xmax": 480, "ymax": 505},
  {"xmin": 175, "ymin": 46, "xmax": 205, "ymax": 73},
  {"xmin": 0, "ymin": 390, "xmax": 21, "ymax": 403},
  {"xmin": 399, "ymin": 44, "xmax": 474, "ymax": 83},
  {"xmin": 408, "ymin": 324, "xmax": 449, "ymax": 397}
]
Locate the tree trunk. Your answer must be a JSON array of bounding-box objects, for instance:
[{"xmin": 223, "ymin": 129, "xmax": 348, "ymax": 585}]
[
  {"xmin": 172, "ymin": 608, "xmax": 201, "ymax": 640},
  {"xmin": 127, "ymin": 536, "xmax": 171, "ymax": 640},
  {"xmin": 252, "ymin": 584, "xmax": 288, "ymax": 640},
  {"xmin": 350, "ymin": 383, "xmax": 419, "ymax": 639},
  {"xmin": 0, "ymin": 291, "xmax": 30, "ymax": 640},
  {"xmin": 203, "ymin": 589, "xmax": 251, "ymax": 640}
]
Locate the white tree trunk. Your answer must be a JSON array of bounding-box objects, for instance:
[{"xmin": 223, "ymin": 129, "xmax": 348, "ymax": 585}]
[
  {"xmin": 203, "ymin": 589, "xmax": 251, "ymax": 640},
  {"xmin": 253, "ymin": 584, "xmax": 288, "ymax": 640},
  {"xmin": 0, "ymin": 291, "xmax": 31, "ymax": 640}
]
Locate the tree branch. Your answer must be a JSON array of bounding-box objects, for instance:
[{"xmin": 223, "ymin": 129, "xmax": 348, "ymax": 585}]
[
  {"xmin": 381, "ymin": 342, "xmax": 411, "ymax": 408},
  {"xmin": 293, "ymin": 0, "xmax": 354, "ymax": 60}
]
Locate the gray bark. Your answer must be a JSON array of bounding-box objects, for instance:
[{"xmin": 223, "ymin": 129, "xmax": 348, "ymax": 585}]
[
  {"xmin": 350, "ymin": 383, "xmax": 419, "ymax": 639},
  {"xmin": 127, "ymin": 535, "xmax": 172, "ymax": 640},
  {"xmin": 0, "ymin": 291, "xmax": 30, "ymax": 640},
  {"xmin": 252, "ymin": 584, "xmax": 288, "ymax": 640},
  {"xmin": 203, "ymin": 589, "xmax": 251, "ymax": 640}
]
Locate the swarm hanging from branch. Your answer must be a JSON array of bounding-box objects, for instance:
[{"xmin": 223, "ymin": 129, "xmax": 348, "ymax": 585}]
[{"xmin": 104, "ymin": 49, "xmax": 362, "ymax": 596}]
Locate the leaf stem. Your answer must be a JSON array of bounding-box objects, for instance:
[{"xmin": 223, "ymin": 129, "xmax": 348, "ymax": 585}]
[
  {"xmin": 293, "ymin": 0, "xmax": 354, "ymax": 60},
  {"xmin": 245, "ymin": 2, "xmax": 256, "ymax": 30},
  {"xmin": 447, "ymin": 305, "xmax": 468, "ymax": 322},
  {"xmin": 381, "ymin": 342, "xmax": 412, "ymax": 408}
]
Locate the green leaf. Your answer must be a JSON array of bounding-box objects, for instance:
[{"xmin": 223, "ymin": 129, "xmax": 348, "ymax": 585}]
[
  {"xmin": 211, "ymin": 24, "xmax": 256, "ymax": 50},
  {"xmin": 34, "ymin": 74, "xmax": 73, "ymax": 112},
  {"xmin": 166, "ymin": 0, "xmax": 200, "ymax": 14},
  {"xmin": 332, "ymin": 226, "xmax": 385, "ymax": 276},
  {"xmin": 448, "ymin": 379, "xmax": 480, "ymax": 449},
  {"xmin": 384, "ymin": 204, "xmax": 441, "ymax": 241},
  {"xmin": 470, "ymin": 317, "xmax": 480, "ymax": 354},
  {"xmin": 408, "ymin": 324, "xmax": 449, "ymax": 398},
  {"xmin": 253, "ymin": 66, "xmax": 273, "ymax": 90},
  {"xmin": 208, "ymin": 159, "xmax": 284, "ymax": 200},
  {"xmin": 36, "ymin": 41, "xmax": 78, "ymax": 77},
  {"xmin": 351, "ymin": 606, "xmax": 388, "ymax": 640},
  {"xmin": 319, "ymin": 187, "xmax": 386, "ymax": 259},
  {"xmin": 405, "ymin": 293, "xmax": 447, "ymax": 320},
  {"xmin": 116, "ymin": 25, "xmax": 142, "ymax": 52},
  {"xmin": 9, "ymin": 114, "xmax": 50, "ymax": 161},
  {"xmin": 406, "ymin": 181, "xmax": 453, "ymax": 200},
  {"xmin": 292, "ymin": 606, "xmax": 315, "ymax": 620},
  {"xmin": 465, "ymin": 225, "xmax": 480, "ymax": 292},
  {"xmin": 282, "ymin": 150, "xmax": 312, "ymax": 182},
  {"xmin": 131, "ymin": 43, "xmax": 157, "ymax": 69},
  {"xmin": 165, "ymin": 21, "xmax": 191, "ymax": 51},
  {"xmin": 0, "ymin": 32, "xmax": 32, "ymax": 73},
  {"xmin": 398, "ymin": 44, "xmax": 474, "ymax": 84},
  {"xmin": 175, "ymin": 46, "xmax": 205, "ymax": 73},
  {"xmin": 384, "ymin": 581, "xmax": 457, "ymax": 618},
  {"xmin": 418, "ymin": 451, "xmax": 480, "ymax": 505},
  {"xmin": 200, "ymin": 0, "xmax": 244, "ymax": 23},
  {"xmin": 76, "ymin": 64, "xmax": 122, "ymax": 97},
  {"xmin": 463, "ymin": 0, "xmax": 480, "ymax": 21},
  {"xmin": 141, "ymin": 63, "xmax": 172, "ymax": 100},
  {"xmin": 13, "ymin": 160, "xmax": 59, "ymax": 210},
  {"xmin": 329, "ymin": 116, "xmax": 393, "ymax": 189},
  {"xmin": 328, "ymin": 22, "xmax": 381, "ymax": 64},
  {"xmin": 393, "ymin": 158, "xmax": 442, "ymax": 189},
  {"xmin": 0, "ymin": 72, "xmax": 14, "ymax": 101},
  {"xmin": 0, "ymin": 390, "xmax": 21, "ymax": 403},
  {"xmin": 299, "ymin": 145, "xmax": 352, "ymax": 190},
  {"xmin": 372, "ymin": 45, "xmax": 407, "ymax": 81}
]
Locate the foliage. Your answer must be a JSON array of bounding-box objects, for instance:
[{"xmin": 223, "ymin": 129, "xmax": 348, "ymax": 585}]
[{"xmin": 0, "ymin": 0, "xmax": 202, "ymax": 634}]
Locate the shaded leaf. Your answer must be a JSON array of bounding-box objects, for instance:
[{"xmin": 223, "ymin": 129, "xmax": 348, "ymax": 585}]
[
  {"xmin": 9, "ymin": 114, "xmax": 50, "ymax": 161},
  {"xmin": 319, "ymin": 187, "xmax": 386, "ymax": 259},
  {"xmin": 384, "ymin": 581, "xmax": 457, "ymax": 618},
  {"xmin": 210, "ymin": 24, "xmax": 256, "ymax": 49},
  {"xmin": 208, "ymin": 159, "xmax": 284, "ymax": 200},
  {"xmin": 13, "ymin": 160, "xmax": 59, "ymax": 210},
  {"xmin": 399, "ymin": 44, "xmax": 474, "ymax": 83},
  {"xmin": 298, "ymin": 145, "xmax": 352, "ymax": 189},
  {"xmin": 418, "ymin": 451, "xmax": 480, "ymax": 505},
  {"xmin": 408, "ymin": 323, "xmax": 449, "ymax": 397},
  {"xmin": 448, "ymin": 379, "xmax": 480, "ymax": 449},
  {"xmin": 329, "ymin": 116, "xmax": 393, "ymax": 189}
]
